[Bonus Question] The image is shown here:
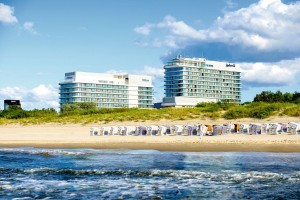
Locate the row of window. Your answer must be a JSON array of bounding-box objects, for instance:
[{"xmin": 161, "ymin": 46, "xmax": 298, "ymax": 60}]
[
  {"xmin": 138, "ymin": 96, "xmax": 153, "ymax": 100},
  {"xmin": 166, "ymin": 90, "xmax": 241, "ymax": 95},
  {"xmin": 166, "ymin": 88, "xmax": 241, "ymax": 93},
  {"xmin": 166, "ymin": 84, "xmax": 241, "ymax": 89},
  {"xmin": 138, "ymin": 92, "xmax": 153, "ymax": 95},
  {"xmin": 165, "ymin": 93, "xmax": 240, "ymax": 99},
  {"xmin": 60, "ymin": 98, "xmax": 130, "ymax": 103},
  {"xmin": 138, "ymin": 87, "xmax": 153, "ymax": 91},
  {"xmin": 60, "ymin": 88, "xmax": 129, "ymax": 94},
  {"xmin": 138, "ymin": 100, "xmax": 153, "ymax": 104},
  {"xmin": 165, "ymin": 76, "xmax": 240, "ymax": 81},
  {"xmin": 60, "ymin": 83, "xmax": 129, "ymax": 89},
  {"xmin": 165, "ymin": 80, "xmax": 241, "ymax": 85},
  {"xmin": 60, "ymin": 102, "xmax": 153, "ymax": 108},
  {"xmin": 165, "ymin": 61, "xmax": 209, "ymax": 68},
  {"xmin": 165, "ymin": 83, "xmax": 241, "ymax": 88},
  {"xmin": 165, "ymin": 67, "xmax": 240, "ymax": 75},
  {"xmin": 60, "ymin": 93, "xmax": 129, "ymax": 98}
]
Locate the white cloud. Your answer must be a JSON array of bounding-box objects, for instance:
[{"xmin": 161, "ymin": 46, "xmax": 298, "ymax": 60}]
[
  {"xmin": 134, "ymin": 0, "xmax": 300, "ymax": 52},
  {"xmin": 239, "ymin": 57, "xmax": 300, "ymax": 87},
  {"xmin": 225, "ymin": 0, "xmax": 237, "ymax": 9},
  {"xmin": 0, "ymin": 85, "xmax": 59, "ymax": 110},
  {"xmin": 134, "ymin": 23, "xmax": 152, "ymax": 35},
  {"xmin": 139, "ymin": 65, "xmax": 164, "ymax": 80},
  {"xmin": 23, "ymin": 22, "xmax": 38, "ymax": 35},
  {"xmin": 0, "ymin": 3, "xmax": 17, "ymax": 24},
  {"xmin": 134, "ymin": 15, "xmax": 205, "ymax": 48}
]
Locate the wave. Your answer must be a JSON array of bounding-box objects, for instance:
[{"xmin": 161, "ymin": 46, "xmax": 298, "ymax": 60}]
[
  {"xmin": 0, "ymin": 148, "xmax": 91, "ymax": 156},
  {"xmin": 1, "ymin": 167, "xmax": 299, "ymax": 200},
  {"xmin": 0, "ymin": 167, "xmax": 297, "ymax": 181}
]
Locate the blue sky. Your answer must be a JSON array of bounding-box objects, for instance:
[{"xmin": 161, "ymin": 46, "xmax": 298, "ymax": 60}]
[{"xmin": 0, "ymin": 0, "xmax": 300, "ymax": 109}]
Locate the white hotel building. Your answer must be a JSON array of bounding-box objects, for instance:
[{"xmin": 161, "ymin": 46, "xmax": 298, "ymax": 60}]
[
  {"xmin": 59, "ymin": 72, "xmax": 153, "ymax": 108},
  {"xmin": 162, "ymin": 57, "xmax": 241, "ymax": 107}
]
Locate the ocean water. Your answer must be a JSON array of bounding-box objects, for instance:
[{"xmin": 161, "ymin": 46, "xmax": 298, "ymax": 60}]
[{"xmin": 0, "ymin": 148, "xmax": 299, "ymax": 200}]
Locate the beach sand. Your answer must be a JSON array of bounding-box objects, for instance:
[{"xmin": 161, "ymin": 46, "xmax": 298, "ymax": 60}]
[{"xmin": 0, "ymin": 117, "xmax": 300, "ymax": 152}]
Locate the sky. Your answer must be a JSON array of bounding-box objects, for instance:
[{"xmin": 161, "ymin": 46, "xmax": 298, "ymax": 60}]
[{"xmin": 0, "ymin": 0, "xmax": 300, "ymax": 110}]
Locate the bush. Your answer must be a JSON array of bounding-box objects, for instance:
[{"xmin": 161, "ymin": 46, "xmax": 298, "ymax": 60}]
[
  {"xmin": 26, "ymin": 108, "xmax": 58, "ymax": 118},
  {"xmin": 223, "ymin": 107, "xmax": 248, "ymax": 119},
  {"xmin": 60, "ymin": 102, "xmax": 97, "ymax": 115},
  {"xmin": 1, "ymin": 108, "xmax": 29, "ymax": 119},
  {"xmin": 249, "ymin": 104, "xmax": 281, "ymax": 119},
  {"xmin": 195, "ymin": 102, "xmax": 222, "ymax": 112}
]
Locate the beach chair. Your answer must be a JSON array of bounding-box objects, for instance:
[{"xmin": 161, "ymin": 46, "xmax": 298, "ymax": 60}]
[
  {"xmin": 261, "ymin": 123, "xmax": 269, "ymax": 134},
  {"xmin": 181, "ymin": 125, "xmax": 194, "ymax": 136},
  {"xmin": 110, "ymin": 126, "xmax": 119, "ymax": 135},
  {"xmin": 90, "ymin": 127, "xmax": 99, "ymax": 136},
  {"xmin": 212, "ymin": 125, "xmax": 226, "ymax": 136},
  {"xmin": 157, "ymin": 125, "xmax": 169, "ymax": 136},
  {"xmin": 234, "ymin": 124, "xmax": 241, "ymax": 134},
  {"xmin": 239, "ymin": 124, "xmax": 249, "ymax": 134},
  {"xmin": 280, "ymin": 123, "xmax": 288, "ymax": 133},
  {"xmin": 124, "ymin": 126, "xmax": 137, "ymax": 135},
  {"xmin": 181, "ymin": 125, "xmax": 189, "ymax": 136},
  {"xmin": 205, "ymin": 125, "xmax": 213, "ymax": 135},
  {"xmin": 198, "ymin": 125, "xmax": 208, "ymax": 136},
  {"xmin": 287, "ymin": 122, "xmax": 300, "ymax": 134},
  {"xmin": 249, "ymin": 123, "xmax": 262, "ymax": 135},
  {"xmin": 147, "ymin": 125, "xmax": 159, "ymax": 136},
  {"xmin": 168, "ymin": 125, "xmax": 184, "ymax": 136},
  {"xmin": 100, "ymin": 126, "xmax": 112, "ymax": 135},
  {"xmin": 268, "ymin": 123, "xmax": 282, "ymax": 135},
  {"xmin": 145, "ymin": 126, "xmax": 153, "ymax": 136},
  {"xmin": 224, "ymin": 124, "xmax": 234, "ymax": 134},
  {"xmin": 191, "ymin": 125, "xmax": 200, "ymax": 136},
  {"xmin": 136, "ymin": 126, "xmax": 148, "ymax": 136},
  {"xmin": 118, "ymin": 126, "xmax": 126, "ymax": 136}
]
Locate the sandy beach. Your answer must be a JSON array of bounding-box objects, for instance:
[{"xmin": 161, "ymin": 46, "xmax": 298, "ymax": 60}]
[{"xmin": 0, "ymin": 117, "xmax": 300, "ymax": 152}]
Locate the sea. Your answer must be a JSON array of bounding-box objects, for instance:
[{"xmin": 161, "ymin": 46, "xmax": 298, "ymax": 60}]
[{"xmin": 0, "ymin": 148, "xmax": 299, "ymax": 200}]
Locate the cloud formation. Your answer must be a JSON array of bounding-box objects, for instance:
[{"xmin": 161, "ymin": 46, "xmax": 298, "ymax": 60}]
[
  {"xmin": 0, "ymin": 85, "xmax": 59, "ymax": 110},
  {"xmin": 139, "ymin": 65, "xmax": 164, "ymax": 81},
  {"xmin": 135, "ymin": 0, "xmax": 300, "ymax": 88},
  {"xmin": 0, "ymin": 3, "xmax": 17, "ymax": 24},
  {"xmin": 23, "ymin": 22, "xmax": 38, "ymax": 35},
  {"xmin": 239, "ymin": 58, "xmax": 300, "ymax": 87},
  {"xmin": 135, "ymin": 0, "xmax": 300, "ymax": 62}
]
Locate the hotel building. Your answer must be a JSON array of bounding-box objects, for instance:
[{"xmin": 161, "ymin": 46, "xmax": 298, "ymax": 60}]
[
  {"xmin": 162, "ymin": 56, "xmax": 241, "ymax": 107},
  {"xmin": 59, "ymin": 72, "xmax": 153, "ymax": 109}
]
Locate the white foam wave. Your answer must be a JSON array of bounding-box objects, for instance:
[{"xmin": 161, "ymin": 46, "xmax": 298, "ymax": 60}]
[{"xmin": 0, "ymin": 148, "xmax": 90, "ymax": 156}]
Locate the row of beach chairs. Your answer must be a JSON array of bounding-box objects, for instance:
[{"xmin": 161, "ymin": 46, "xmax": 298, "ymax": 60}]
[{"xmin": 90, "ymin": 122, "xmax": 300, "ymax": 136}]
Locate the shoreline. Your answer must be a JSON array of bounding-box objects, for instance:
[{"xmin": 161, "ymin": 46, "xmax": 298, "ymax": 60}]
[{"xmin": 1, "ymin": 141, "xmax": 300, "ymax": 153}]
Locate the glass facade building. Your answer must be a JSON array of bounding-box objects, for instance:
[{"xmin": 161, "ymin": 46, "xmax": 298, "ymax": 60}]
[
  {"xmin": 162, "ymin": 57, "xmax": 241, "ymax": 107},
  {"xmin": 59, "ymin": 72, "xmax": 153, "ymax": 109}
]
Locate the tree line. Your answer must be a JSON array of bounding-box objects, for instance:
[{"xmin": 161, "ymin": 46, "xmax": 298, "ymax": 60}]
[{"xmin": 253, "ymin": 91, "xmax": 300, "ymax": 103}]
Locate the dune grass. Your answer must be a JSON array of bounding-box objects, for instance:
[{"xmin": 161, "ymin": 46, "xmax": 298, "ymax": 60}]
[{"xmin": 0, "ymin": 102, "xmax": 299, "ymax": 125}]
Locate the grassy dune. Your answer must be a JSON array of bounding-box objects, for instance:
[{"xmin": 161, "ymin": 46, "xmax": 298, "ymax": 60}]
[{"xmin": 0, "ymin": 102, "xmax": 299, "ymax": 125}]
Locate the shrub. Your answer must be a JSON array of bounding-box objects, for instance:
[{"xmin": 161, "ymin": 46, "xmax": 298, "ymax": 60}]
[
  {"xmin": 223, "ymin": 107, "xmax": 248, "ymax": 119},
  {"xmin": 2, "ymin": 109, "xmax": 29, "ymax": 119}
]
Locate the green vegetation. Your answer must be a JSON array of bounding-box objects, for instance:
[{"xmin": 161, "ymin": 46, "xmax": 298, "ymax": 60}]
[
  {"xmin": 254, "ymin": 90, "xmax": 300, "ymax": 103},
  {"xmin": 1, "ymin": 93, "xmax": 300, "ymax": 125}
]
